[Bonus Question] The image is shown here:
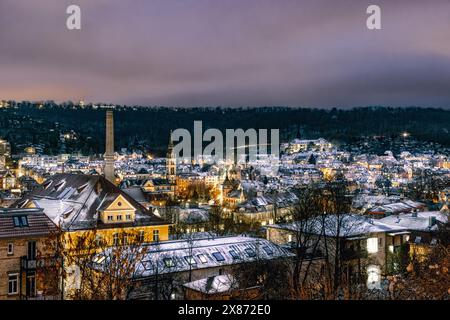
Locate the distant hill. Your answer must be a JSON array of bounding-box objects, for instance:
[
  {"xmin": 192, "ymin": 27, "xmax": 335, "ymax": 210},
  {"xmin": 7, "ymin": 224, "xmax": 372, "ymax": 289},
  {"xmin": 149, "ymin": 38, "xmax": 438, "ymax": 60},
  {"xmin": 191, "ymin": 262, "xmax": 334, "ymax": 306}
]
[{"xmin": 1, "ymin": 102, "xmax": 449, "ymax": 156}]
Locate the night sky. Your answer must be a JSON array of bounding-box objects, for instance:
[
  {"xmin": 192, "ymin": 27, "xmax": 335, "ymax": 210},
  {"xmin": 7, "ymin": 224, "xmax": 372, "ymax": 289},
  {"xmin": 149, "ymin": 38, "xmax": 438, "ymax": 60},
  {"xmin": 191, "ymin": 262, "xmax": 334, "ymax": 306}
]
[{"xmin": 1, "ymin": 0, "xmax": 450, "ymax": 108}]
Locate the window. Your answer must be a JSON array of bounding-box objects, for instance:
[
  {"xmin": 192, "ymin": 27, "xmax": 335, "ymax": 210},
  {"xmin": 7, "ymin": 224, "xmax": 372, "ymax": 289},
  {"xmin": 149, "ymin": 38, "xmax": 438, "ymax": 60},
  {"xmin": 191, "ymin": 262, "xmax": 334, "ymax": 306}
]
[
  {"xmin": 126, "ymin": 214, "xmax": 132, "ymax": 221},
  {"xmin": 7, "ymin": 243, "xmax": 13, "ymax": 255},
  {"xmin": 163, "ymin": 258, "xmax": 175, "ymax": 268},
  {"xmin": 245, "ymin": 248, "xmax": 256, "ymax": 258},
  {"xmin": 262, "ymin": 245, "xmax": 273, "ymax": 255},
  {"xmin": 27, "ymin": 241, "xmax": 36, "ymax": 260},
  {"xmin": 13, "ymin": 216, "xmax": 28, "ymax": 227},
  {"xmin": 197, "ymin": 254, "xmax": 208, "ymax": 264},
  {"xmin": 184, "ymin": 256, "xmax": 196, "ymax": 265},
  {"xmin": 21, "ymin": 216, "xmax": 28, "ymax": 226},
  {"xmin": 153, "ymin": 230, "xmax": 160, "ymax": 242},
  {"xmin": 8, "ymin": 274, "xmax": 18, "ymax": 295},
  {"xmin": 367, "ymin": 237, "xmax": 378, "ymax": 254},
  {"xmin": 113, "ymin": 233, "xmax": 119, "ymax": 246},
  {"xmin": 138, "ymin": 231, "xmax": 145, "ymax": 243},
  {"xmin": 229, "ymin": 250, "xmax": 240, "ymax": 260},
  {"xmin": 95, "ymin": 235, "xmax": 103, "ymax": 247},
  {"xmin": 107, "ymin": 215, "xmax": 114, "ymax": 221},
  {"xmin": 212, "ymin": 252, "xmax": 225, "ymax": 262},
  {"xmin": 117, "ymin": 215, "xmax": 123, "ymax": 221}
]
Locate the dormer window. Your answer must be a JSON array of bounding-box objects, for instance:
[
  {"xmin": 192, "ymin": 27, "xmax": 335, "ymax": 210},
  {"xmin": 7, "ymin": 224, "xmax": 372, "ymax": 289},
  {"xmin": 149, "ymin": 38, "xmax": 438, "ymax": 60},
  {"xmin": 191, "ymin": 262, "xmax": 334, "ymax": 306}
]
[
  {"xmin": 43, "ymin": 180, "xmax": 52, "ymax": 190},
  {"xmin": 53, "ymin": 181, "xmax": 64, "ymax": 191},
  {"xmin": 77, "ymin": 183, "xmax": 89, "ymax": 194},
  {"xmin": 13, "ymin": 216, "xmax": 28, "ymax": 227},
  {"xmin": 163, "ymin": 258, "xmax": 175, "ymax": 268}
]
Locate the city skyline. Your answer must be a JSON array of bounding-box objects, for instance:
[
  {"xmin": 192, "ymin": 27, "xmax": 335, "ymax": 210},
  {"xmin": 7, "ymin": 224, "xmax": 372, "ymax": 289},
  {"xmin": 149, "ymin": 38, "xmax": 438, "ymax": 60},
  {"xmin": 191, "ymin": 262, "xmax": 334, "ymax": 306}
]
[{"xmin": 1, "ymin": 0, "xmax": 450, "ymax": 108}]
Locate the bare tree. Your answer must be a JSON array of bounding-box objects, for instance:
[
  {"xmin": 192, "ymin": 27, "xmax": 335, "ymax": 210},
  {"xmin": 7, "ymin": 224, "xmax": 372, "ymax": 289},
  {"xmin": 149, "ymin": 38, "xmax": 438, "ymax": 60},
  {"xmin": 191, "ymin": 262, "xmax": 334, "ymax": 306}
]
[
  {"xmin": 42, "ymin": 229, "xmax": 149, "ymax": 300},
  {"xmin": 388, "ymin": 244, "xmax": 450, "ymax": 300},
  {"xmin": 231, "ymin": 241, "xmax": 293, "ymax": 299}
]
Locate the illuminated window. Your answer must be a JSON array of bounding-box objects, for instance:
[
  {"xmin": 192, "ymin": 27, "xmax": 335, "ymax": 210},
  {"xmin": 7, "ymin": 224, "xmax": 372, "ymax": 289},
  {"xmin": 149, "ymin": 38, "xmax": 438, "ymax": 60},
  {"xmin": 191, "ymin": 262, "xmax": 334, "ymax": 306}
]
[
  {"xmin": 184, "ymin": 256, "xmax": 196, "ymax": 265},
  {"xmin": 138, "ymin": 231, "xmax": 145, "ymax": 242},
  {"xmin": 163, "ymin": 258, "xmax": 175, "ymax": 268},
  {"xmin": 197, "ymin": 254, "xmax": 208, "ymax": 263},
  {"xmin": 367, "ymin": 265, "xmax": 381, "ymax": 290},
  {"xmin": 153, "ymin": 230, "xmax": 160, "ymax": 242},
  {"xmin": 367, "ymin": 237, "xmax": 378, "ymax": 254},
  {"xmin": 95, "ymin": 235, "xmax": 103, "ymax": 247}
]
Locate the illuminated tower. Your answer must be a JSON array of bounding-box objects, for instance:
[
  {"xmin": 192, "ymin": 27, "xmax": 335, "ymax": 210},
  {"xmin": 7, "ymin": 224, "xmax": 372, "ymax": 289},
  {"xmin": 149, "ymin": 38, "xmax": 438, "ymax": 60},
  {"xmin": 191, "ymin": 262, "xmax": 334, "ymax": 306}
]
[
  {"xmin": 104, "ymin": 110, "xmax": 115, "ymax": 183},
  {"xmin": 166, "ymin": 131, "xmax": 176, "ymax": 184}
]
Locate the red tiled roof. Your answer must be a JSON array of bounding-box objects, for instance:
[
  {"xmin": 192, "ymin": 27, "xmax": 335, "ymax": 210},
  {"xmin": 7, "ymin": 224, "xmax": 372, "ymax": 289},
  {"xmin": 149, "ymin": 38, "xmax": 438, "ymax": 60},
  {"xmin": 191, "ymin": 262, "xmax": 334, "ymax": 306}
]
[{"xmin": 0, "ymin": 208, "xmax": 58, "ymax": 239}]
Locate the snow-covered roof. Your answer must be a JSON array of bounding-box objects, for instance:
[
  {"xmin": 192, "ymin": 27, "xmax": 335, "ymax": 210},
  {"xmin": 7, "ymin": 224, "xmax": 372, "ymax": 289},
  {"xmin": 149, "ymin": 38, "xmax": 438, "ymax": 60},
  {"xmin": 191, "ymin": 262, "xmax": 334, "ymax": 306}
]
[
  {"xmin": 179, "ymin": 208, "xmax": 210, "ymax": 224},
  {"xmin": 379, "ymin": 211, "xmax": 448, "ymax": 232},
  {"xmin": 105, "ymin": 236, "xmax": 294, "ymax": 278},
  {"xmin": 268, "ymin": 214, "xmax": 409, "ymax": 238},
  {"xmin": 14, "ymin": 174, "xmax": 167, "ymax": 231},
  {"xmin": 369, "ymin": 200, "xmax": 425, "ymax": 214},
  {"xmin": 182, "ymin": 274, "xmax": 237, "ymax": 294}
]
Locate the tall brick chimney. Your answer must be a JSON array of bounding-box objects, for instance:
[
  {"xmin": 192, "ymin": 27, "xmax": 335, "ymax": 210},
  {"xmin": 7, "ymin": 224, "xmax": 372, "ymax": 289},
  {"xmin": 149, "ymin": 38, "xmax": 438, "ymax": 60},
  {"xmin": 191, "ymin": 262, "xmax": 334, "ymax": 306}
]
[{"xmin": 104, "ymin": 109, "xmax": 115, "ymax": 183}]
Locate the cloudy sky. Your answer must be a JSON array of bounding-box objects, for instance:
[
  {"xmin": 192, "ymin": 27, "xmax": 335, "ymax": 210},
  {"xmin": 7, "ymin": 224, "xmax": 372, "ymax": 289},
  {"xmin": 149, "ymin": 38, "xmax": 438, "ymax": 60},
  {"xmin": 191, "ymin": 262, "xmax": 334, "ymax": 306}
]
[{"xmin": 1, "ymin": 0, "xmax": 450, "ymax": 108}]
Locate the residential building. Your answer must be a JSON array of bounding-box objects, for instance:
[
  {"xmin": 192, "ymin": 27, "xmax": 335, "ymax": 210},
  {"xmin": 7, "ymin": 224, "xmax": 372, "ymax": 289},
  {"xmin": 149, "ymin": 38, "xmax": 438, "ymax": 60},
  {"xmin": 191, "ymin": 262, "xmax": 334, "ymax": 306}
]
[{"xmin": 0, "ymin": 208, "xmax": 58, "ymax": 300}]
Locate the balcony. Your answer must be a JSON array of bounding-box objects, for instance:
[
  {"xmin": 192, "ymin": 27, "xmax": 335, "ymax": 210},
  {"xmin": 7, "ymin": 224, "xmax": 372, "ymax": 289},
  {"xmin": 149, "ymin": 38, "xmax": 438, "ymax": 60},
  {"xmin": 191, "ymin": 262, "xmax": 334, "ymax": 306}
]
[{"xmin": 21, "ymin": 256, "xmax": 37, "ymax": 271}]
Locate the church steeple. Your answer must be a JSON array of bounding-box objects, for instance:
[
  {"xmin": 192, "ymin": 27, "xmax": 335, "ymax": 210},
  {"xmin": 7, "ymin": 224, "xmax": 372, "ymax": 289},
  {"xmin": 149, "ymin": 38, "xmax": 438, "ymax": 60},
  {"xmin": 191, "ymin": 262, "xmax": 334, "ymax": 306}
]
[{"xmin": 166, "ymin": 130, "xmax": 176, "ymax": 183}]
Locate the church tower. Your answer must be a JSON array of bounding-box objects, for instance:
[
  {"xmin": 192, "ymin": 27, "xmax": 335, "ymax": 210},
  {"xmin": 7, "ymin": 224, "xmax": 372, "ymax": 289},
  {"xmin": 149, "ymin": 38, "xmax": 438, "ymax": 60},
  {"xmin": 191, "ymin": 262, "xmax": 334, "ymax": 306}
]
[
  {"xmin": 104, "ymin": 109, "xmax": 115, "ymax": 183},
  {"xmin": 166, "ymin": 131, "xmax": 176, "ymax": 183}
]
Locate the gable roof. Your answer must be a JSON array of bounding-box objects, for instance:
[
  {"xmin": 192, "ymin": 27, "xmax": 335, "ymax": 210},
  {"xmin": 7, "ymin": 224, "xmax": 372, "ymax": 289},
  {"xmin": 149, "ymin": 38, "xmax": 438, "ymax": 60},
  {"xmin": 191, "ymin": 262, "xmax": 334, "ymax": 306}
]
[
  {"xmin": 12, "ymin": 174, "xmax": 168, "ymax": 231},
  {"xmin": 268, "ymin": 214, "xmax": 409, "ymax": 238},
  {"xmin": 0, "ymin": 208, "xmax": 58, "ymax": 239},
  {"xmin": 94, "ymin": 236, "xmax": 294, "ymax": 278}
]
